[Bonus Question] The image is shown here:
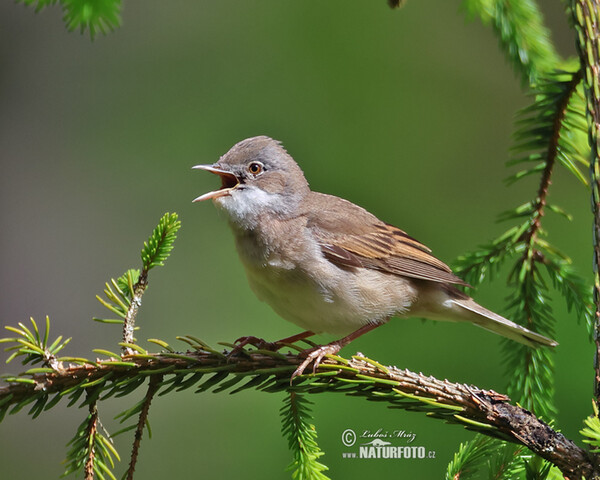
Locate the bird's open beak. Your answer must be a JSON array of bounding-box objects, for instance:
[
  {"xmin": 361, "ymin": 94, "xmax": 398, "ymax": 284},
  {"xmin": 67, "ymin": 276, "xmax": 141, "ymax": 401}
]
[{"xmin": 192, "ymin": 164, "xmax": 240, "ymax": 202}]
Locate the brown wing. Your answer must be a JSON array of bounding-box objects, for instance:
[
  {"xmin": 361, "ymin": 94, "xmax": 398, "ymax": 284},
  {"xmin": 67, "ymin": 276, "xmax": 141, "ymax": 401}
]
[{"xmin": 305, "ymin": 192, "xmax": 469, "ymax": 286}]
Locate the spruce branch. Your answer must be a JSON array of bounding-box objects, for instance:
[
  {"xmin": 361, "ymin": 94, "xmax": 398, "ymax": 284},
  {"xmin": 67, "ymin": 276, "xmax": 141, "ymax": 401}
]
[
  {"xmin": 1, "ymin": 340, "xmax": 598, "ymax": 479},
  {"xmin": 63, "ymin": 396, "xmax": 120, "ymax": 480},
  {"xmin": 281, "ymin": 392, "xmax": 329, "ymax": 479},
  {"xmin": 0, "ymin": 316, "xmax": 72, "ymax": 375},
  {"xmin": 570, "ymin": 0, "xmax": 600, "ymax": 406},
  {"xmin": 454, "ymin": 69, "xmax": 592, "ymax": 421},
  {"xmin": 448, "ymin": 15, "xmax": 594, "ymax": 479},
  {"xmin": 450, "ymin": 69, "xmax": 593, "ymax": 473},
  {"xmin": 513, "ymin": 70, "xmax": 585, "ymax": 239}
]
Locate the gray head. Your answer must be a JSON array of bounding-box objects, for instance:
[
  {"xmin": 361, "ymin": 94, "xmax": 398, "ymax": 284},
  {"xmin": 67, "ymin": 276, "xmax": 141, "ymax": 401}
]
[{"xmin": 193, "ymin": 136, "xmax": 310, "ymax": 227}]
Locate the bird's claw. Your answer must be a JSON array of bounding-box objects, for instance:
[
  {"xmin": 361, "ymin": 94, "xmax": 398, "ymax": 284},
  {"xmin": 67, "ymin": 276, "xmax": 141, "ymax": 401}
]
[
  {"xmin": 228, "ymin": 336, "xmax": 280, "ymax": 359},
  {"xmin": 234, "ymin": 335, "xmax": 277, "ymax": 349},
  {"xmin": 290, "ymin": 344, "xmax": 342, "ymax": 383}
]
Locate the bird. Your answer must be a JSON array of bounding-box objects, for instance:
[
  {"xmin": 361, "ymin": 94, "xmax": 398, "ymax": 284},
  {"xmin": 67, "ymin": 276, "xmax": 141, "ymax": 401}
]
[{"xmin": 193, "ymin": 136, "xmax": 557, "ymax": 379}]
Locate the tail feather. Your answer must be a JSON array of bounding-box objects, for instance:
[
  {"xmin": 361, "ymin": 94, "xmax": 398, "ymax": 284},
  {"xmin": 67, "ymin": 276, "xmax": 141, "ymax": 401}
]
[{"xmin": 451, "ymin": 297, "xmax": 557, "ymax": 348}]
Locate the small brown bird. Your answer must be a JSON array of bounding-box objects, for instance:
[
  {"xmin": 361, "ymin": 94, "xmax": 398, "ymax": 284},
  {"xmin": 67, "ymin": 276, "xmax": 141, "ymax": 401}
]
[{"xmin": 193, "ymin": 136, "xmax": 557, "ymax": 379}]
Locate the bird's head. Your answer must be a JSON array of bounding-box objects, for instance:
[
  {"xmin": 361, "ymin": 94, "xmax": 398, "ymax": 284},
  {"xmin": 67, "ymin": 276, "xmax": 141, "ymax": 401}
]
[{"xmin": 193, "ymin": 136, "xmax": 310, "ymax": 228}]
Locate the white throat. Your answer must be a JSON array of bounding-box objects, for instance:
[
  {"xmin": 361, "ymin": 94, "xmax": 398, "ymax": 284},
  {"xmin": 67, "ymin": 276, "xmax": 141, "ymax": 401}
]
[{"xmin": 214, "ymin": 186, "xmax": 292, "ymax": 230}]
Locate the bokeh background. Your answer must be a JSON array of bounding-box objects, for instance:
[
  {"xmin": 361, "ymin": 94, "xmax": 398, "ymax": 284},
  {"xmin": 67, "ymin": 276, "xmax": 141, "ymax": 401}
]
[{"xmin": 0, "ymin": 1, "xmax": 589, "ymax": 478}]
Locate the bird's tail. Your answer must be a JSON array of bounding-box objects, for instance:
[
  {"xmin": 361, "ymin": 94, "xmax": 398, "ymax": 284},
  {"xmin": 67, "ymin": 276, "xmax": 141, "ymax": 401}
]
[{"xmin": 451, "ymin": 297, "xmax": 557, "ymax": 348}]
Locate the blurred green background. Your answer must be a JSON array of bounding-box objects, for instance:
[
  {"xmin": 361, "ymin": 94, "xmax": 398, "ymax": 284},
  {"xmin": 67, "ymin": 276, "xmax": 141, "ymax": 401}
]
[{"xmin": 0, "ymin": 1, "xmax": 591, "ymax": 478}]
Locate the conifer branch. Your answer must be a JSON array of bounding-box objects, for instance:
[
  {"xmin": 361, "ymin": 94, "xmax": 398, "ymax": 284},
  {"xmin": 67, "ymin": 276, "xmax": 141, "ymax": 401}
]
[
  {"xmin": 445, "ymin": 435, "xmax": 509, "ymax": 480},
  {"xmin": 454, "ymin": 73, "xmax": 591, "ymax": 420},
  {"xmin": 570, "ymin": 0, "xmax": 600, "ymax": 405},
  {"xmin": 281, "ymin": 392, "xmax": 329, "ymax": 479},
  {"xmin": 452, "ymin": 67, "xmax": 592, "ymax": 472},
  {"xmin": 63, "ymin": 394, "xmax": 119, "ymax": 480},
  {"xmin": 1, "ymin": 345, "xmax": 598, "ymax": 478},
  {"xmin": 520, "ymin": 70, "xmax": 584, "ymax": 248}
]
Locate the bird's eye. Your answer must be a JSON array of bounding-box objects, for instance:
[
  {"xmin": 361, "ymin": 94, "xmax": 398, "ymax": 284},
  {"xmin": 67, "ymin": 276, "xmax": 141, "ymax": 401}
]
[{"xmin": 248, "ymin": 162, "xmax": 264, "ymax": 175}]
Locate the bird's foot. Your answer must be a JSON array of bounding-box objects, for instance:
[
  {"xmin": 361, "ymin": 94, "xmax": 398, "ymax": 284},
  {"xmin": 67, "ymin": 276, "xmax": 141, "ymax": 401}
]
[
  {"xmin": 291, "ymin": 343, "xmax": 342, "ymax": 382},
  {"xmin": 229, "ymin": 336, "xmax": 280, "ymax": 357},
  {"xmin": 234, "ymin": 335, "xmax": 282, "ymax": 350}
]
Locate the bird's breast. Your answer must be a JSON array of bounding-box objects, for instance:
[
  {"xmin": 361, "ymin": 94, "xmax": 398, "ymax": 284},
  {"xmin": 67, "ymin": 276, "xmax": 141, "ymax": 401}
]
[{"xmin": 230, "ymin": 227, "xmax": 419, "ymax": 335}]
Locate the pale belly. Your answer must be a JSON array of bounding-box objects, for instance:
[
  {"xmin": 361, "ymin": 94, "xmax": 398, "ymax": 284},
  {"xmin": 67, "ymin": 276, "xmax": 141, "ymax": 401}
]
[{"xmin": 241, "ymin": 253, "xmax": 419, "ymax": 336}]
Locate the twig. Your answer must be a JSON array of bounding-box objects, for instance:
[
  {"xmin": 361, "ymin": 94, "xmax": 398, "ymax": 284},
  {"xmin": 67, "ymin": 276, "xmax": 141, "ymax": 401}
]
[
  {"xmin": 84, "ymin": 401, "xmax": 99, "ymax": 480},
  {"xmin": 125, "ymin": 374, "xmax": 161, "ymax": 480},
  {"xmin": 521, "ymin": 69, "xmax": 583, "ymax": 249},
  {"xmin": 122, "ymin": 270, "xmax": 148, "ymax": 353},
  {"xmin": 570, "ymin": 0, "xmax": 600, "ymax": 405}
]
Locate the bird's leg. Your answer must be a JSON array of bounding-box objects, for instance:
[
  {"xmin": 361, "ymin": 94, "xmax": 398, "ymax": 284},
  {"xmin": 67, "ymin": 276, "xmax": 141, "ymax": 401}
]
[
  {"xmin": 273, "ymin": 330, "xmax": 316, "ymax": 346},
  {"xmin": 291, "ymin": 322, "xmax": 383, "ymax": 381},
  {"xmin": 231, "ymin": 330, "xmax": 315, "ymax": 354}
]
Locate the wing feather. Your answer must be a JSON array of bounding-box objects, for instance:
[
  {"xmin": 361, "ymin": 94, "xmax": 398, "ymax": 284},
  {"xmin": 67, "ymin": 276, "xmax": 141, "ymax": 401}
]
[{"xmin": 305, "ymin": 193, "xmax": 469, "ymax": 286}]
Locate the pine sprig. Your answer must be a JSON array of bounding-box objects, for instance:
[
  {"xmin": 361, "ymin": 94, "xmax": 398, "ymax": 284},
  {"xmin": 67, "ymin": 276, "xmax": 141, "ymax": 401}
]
[
  {"xmin": 503, "ymin": 255, "xmax": 557, "ymax": 418},
  {"xmin": 280, "ymin": 392, "xmax": 330, "ymax": 480},
  {"xmin": 94, "ymin": 270, "xmax": 139, "ymax": 324},
  {"xmin": 581, "ymin": 401, "xmax": 600, "ymax": 453},
  {"xmin": 462, "ymin": 0, "xmax": 559, "ymax": 85},
  {"xmin": 487, "ymin": 443, "xmax": 528, "ymax": 479},
  {"xmin": 524, "ymin": 456, "xmax": 553, "ymax": 480},
  {"xmin": 62, "ymin": 0, "xmax": 121, "ymax": 38},
  {"xmin": 63, "ymin": 402, "xmax": 120, "ymax": 480},
  {"xmin": 0, "ymin": 316, "xmax": 70, "ymax": 370},
  {"xmin": 140, "ymin": 213, "xmax": 181, "ymax": 271},
  {"xmin": 445, "ymin": 435, "xmax": 498, "ymax": 480},
  {"xmin": 454, "ymin": 235, "xmax": 518, "ymax": 289},
  {"xmin": 17, "ymin": 0, "xmax": 122, "ymax": 39},
  {"xmin": 509, "ymin": 70, "xmax": 587, "ymax": 186},
  {"xmin": 543, "ymin": 256, "xmax": 594, "ymax": 339}
]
